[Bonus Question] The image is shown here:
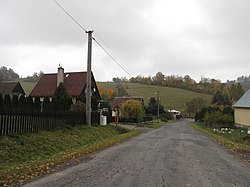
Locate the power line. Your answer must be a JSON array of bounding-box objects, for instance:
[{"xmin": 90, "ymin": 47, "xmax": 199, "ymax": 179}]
[
  {"xmin": 93, "ymin": 32, "xmax": 135, "ymax": 75},
  {"xmin": 51, "ymin": 0, "xmax": 87, "ymax": 32},
  {"xmin": 93, "ymin": 37, "xmax": 131, "ymax": 76},
  {"xmin": 51, "ymin": 0, "xmax": 132, "ymax": 77}
]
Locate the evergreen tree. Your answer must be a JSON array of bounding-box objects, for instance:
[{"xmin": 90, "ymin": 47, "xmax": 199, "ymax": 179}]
[
  {"xmin": 0, "ymin": 93, "xmax": 4, "ymax": 108},
  {"xmin": 145, "ymin": 97, "xmax": 164, "ymax": 116},
  {"xmin": 4, "ymin": 94, "xmax": 11, "ymax": 108},
  {"xmin": 26, "ymin": 95, "xmax": 34, "ymax": 110},
  {"xmin": 53, "ymin": 83, "xmax": 71, "ymax": 110},
  {"xmin": 212, "ymin": 91, "xmax": 231, "ymax": 105},
  {"xmin": 51, "ymin": 97, "xmax": 59, "ymax": 110},
  {"xmin": 58, "ymin": 98, "xmax": 66, "ymax": 110},
  {"xmin": 12, "ymin": 95, "xmax": 19, "ymax": 108},
  {"xmin": 34, "ymin": 97, "xmax": 41, "ymax": 110},
  {"xmin": 42, "ymin": 96, "xmax": 51, "ymax": 111},
  {"xmin": 19, "ymin": 95, "xmax": 26, "ymax": 108}
]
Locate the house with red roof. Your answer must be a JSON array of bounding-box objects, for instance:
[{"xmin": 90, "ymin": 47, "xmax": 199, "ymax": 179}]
[{"xmin": 30, "ymin": 66, "xmax": 101, "ymax": 103}]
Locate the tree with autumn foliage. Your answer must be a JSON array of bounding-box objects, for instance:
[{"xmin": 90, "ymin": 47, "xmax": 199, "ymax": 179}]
[{"xmin": 98, "ymin": 85, "xmax": 116, "ymax": 100}]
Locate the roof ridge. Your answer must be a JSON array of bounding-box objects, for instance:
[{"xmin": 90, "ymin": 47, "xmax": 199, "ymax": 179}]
[{"xmin": 43, "ymin": 71, "xmax": 87, "ymax": 75}]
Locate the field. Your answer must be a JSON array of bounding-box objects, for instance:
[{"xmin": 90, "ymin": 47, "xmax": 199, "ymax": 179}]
[
  {"xmin": 97, "ymin": 82, "xmax": 212, "ymax": 112},
  {"xmin": 19, "ymin": 81, "xmax": 37, "ymax": 96}
]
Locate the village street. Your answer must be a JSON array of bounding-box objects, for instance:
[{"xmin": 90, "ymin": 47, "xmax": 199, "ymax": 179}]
[{"xmin": 23, "ymin": 120, "xmax": 250, "ymax": 187}]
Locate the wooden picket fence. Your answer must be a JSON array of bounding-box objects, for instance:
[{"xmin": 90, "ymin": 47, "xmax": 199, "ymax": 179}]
[{"xmin": 0, "ymin": 109, "xmax": 100, "ymax": 136}]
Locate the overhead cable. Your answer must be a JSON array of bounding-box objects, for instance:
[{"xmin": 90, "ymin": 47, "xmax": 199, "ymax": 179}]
[
  {"xmin": 51, "ymin": 0, "xmax": 87, "ymax": 32},
  {"xmin": 51, "ymin": 0, "xmax": 131, "ymax": 76},
  {"xmin": 93, "ymin": 37, "xmax": 131, "ymax": 76}
]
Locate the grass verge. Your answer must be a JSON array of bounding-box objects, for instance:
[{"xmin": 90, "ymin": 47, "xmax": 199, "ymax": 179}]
[
  {"xmin": 0, "ymin": 125, "xmax": 139, "ymax": 186},
  {"xmin": 192, "ymin": 123, "xmax": 250, "ymax": 153}
]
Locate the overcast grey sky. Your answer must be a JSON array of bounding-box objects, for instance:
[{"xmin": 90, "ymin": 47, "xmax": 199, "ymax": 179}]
[{"xmin": 1, "ymin": 0, "xmax": 250, "ymax": 82}]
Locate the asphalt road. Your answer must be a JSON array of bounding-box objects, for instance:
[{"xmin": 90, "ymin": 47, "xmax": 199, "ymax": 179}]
[{"xmin": 23, "ymin": 120, "xmax": 250, "ymax": 187}]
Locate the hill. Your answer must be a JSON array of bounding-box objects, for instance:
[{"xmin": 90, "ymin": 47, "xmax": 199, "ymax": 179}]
[
  {"xmin": 126, "ymin": 83, "xmax": 212, "ymax": 112},
  {"xmin": 19, "ymin": 81, "xmax": 37, "ymax": 96},
  {"xmin": 98, "ymin": 82, "xmax": 212, "ymax": 112},
  {"xmin": 21, "ymin": 81, "xmax": 212, "ymax": 112}
]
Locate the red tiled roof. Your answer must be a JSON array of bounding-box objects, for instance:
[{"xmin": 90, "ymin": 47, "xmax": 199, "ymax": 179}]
[{"xmin": 30, "ymin": 72, "xmax": 99, "ymax": 97}]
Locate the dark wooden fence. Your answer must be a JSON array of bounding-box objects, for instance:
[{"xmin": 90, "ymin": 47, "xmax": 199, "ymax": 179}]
[{"xmin": 0, "ymin": 109, "xmax": 101, "ymax": 136}]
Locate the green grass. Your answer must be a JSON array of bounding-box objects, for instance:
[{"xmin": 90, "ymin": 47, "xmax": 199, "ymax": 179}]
[
  {"xmin": 0, "ymin": 125, "xmax": 139, "ymax": 186},
  {"xmin": 97, "ymin": 82, "xmax": 212, "ymax": 112},
  {"xmin": 128, "ymin": 83, "xmax": 212, "ymax": 112},
  {"xmin": 19, "ymin": 81, "xmax": 37, "ymax": 96},
  {"xmin": 192, "ymin": 123, "xmax": 250, "ymax": 152}
]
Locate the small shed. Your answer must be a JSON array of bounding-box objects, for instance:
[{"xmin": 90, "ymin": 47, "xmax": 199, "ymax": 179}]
[{"xmin": 233, "ymin": 89, "xmax": 250, "ymax": 129}]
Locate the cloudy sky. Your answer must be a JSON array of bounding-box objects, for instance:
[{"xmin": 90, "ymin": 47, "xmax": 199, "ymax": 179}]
[{"xmin": 1, "ymin": 0, "xmax": 250, "ymax": 82}]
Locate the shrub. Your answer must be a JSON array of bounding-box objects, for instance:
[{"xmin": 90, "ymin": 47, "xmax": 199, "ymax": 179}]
[
  {"xmin": 160, "ymin": 112, "xmax": 171, "ymax": 122},
  {"xmin": 121, "ymin": 100, "xmax": 145, "ymax": 122},
  {"xmin": 70, "ymin": 101, "xmax": 86, "ymax": 112},
  {"xmin": 204, "ymin": 111, "xmax": 234, "ymax": 128}
]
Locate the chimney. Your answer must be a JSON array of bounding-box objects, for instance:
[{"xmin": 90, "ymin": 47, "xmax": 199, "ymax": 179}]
[{"xmin": 57, "ymin": 65, "xmax": 64, "ymax": 86}]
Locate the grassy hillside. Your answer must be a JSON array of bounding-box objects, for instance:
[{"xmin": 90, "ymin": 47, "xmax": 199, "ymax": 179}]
[
  {"xmin": 97, "ymin": 82, "xmax": 212, "ymax": 112},
  {"xmin": 20, "ymin": 81, "xmax": 37, "ymax": 96}
]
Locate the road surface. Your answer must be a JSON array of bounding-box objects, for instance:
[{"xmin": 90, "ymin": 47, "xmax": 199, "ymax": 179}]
[{"xmin": 23, "ymin": 120, "xmax": 250, "ymax": 187}]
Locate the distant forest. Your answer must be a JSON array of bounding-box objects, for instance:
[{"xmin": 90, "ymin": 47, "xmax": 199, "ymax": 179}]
[
  {"xmin": 114, "ymin": 71, "xmax": 248, "ymax": 96},
  {"xmin": 0, "ymin": 66, "xmax": 43, "ymax": 82}
]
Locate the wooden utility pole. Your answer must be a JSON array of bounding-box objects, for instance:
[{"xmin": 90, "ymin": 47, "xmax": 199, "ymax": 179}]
[
  {"xmin": 157, "ymin": 90, "xmax": 160, "ymax": 123},
  {"xmin": 86, "ymin": 30, "xmax": 93, "ymax": 126}
]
